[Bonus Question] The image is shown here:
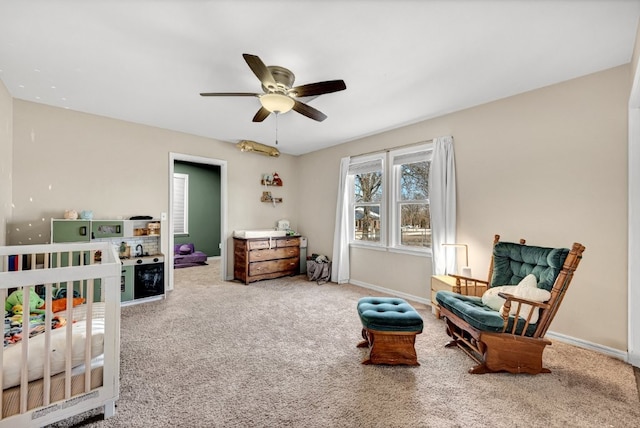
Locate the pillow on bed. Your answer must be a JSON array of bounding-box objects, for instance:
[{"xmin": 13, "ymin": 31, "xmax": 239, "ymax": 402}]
[{"xmin": 179, "ymin": 244, "xmax": 193, "ymax": 255}]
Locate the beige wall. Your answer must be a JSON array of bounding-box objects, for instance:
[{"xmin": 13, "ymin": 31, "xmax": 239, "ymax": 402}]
[
  {"xmin": 9, "ymin": 100, "xmax": 299, "ymax": 276},
  {"xmin": 299, "ymin": 65, "xmax": 630, "ymax": 350},
  {"xmin": 0, "ymin": 80, "xmax": 12, "ymax": 247},
  {"xmin": 3, "ymin": 64, "xmax": 632, "ymax": 351}
]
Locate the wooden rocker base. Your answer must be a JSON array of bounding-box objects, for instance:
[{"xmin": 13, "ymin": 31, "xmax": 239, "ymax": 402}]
[
  {"xmin": 477, "ymin": 332, "xmax": 552, "ymax": 374},
  {"xmin": 446, "ymin": 330, "xmax": 552, "ymax": 374},
  {"xmin": 357, "ymin": 328, "xmax": 420, "ymax": 366}
]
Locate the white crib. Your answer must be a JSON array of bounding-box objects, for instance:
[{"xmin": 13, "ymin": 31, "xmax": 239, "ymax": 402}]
[{"xmin": 0, "ymin": 242, "xmax": 121, "ymax": 427}]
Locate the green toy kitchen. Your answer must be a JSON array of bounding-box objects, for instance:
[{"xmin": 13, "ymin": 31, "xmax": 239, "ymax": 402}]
[{"xmin": 51, "ymin": 215, "xmax": 165, "ymax": 305}]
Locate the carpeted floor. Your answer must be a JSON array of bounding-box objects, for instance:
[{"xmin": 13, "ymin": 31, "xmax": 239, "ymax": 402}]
[{"xmin": 50, "ymin": 261, "xmax": 640, "ymax": 427}]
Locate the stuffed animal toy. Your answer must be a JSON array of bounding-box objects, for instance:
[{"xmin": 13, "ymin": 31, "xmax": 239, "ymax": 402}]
[
  {"xmin": 5, "ymin": 289, "xmax": 46, "ymax": 315},
  {"xmin": 43, "ymin": 297, "xmax": 85, "ymax": 313}
]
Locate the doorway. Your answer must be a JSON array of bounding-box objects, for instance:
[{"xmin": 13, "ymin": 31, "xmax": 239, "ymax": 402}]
[{"xmin": 168, "ymin": 153, "xmax": 227, "ymax": 290}]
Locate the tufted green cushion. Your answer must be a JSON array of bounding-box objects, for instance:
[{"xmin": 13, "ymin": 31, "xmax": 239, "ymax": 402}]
[
  {"xmin": 491, "ymin": 242, "xmax": 569, "ymax": 292},
  {"xmin": 357, "ymin": 297, "xmax": 424, "ymax": 333},
  {"xmin": 436, "ymin": 241, "xmax": 570, "ymax": 336},
  {"xmin": 436, "ymin": 290, "xmax": 536, "ymax": 335}
]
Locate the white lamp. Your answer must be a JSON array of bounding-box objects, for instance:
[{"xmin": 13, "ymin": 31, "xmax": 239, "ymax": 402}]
[
  {"xmin": 442, "ymin": 243, "xmax": 472, "ymax": 277},
  {"xmin": 259, "ymin": 93, "xmax": 295, "ymax": 114}
]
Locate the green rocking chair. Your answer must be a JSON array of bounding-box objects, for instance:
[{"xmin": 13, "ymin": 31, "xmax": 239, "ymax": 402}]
[{"xmin": 435, "ymin": 234, "xmax": 585, "ymax": 374}]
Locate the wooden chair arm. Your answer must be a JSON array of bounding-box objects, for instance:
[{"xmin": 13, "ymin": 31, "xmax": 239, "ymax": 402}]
[
  {"xmin": 497, "ymin": 292, "xmax": 551, "ymax": 310},
  {"xmin": 449, "ymin": 274, "xmax": 489, "ymax": 285},
  {"xmin": 448, "ymin": 274, "xmax": 489, "ymax": 297},
  {"xmin": 498, "ymin": 292, "xmax": 551, "ymax": 333}
]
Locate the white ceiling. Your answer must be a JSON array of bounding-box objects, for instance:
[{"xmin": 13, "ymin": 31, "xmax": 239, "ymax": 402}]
[{"xmin": 0, "ymin": 1, "xmax": 639, "ymax": 156}]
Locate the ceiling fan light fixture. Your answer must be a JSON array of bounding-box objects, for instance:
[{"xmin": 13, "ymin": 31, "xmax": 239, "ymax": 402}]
[{"xmin": 260, "ymin": 93, "xmax": 295, "ymax": 114}]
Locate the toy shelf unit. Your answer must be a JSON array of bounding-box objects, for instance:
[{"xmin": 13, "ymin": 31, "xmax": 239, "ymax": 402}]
[{"xmin": 261, "ymin": 172, "xmax": 283, "ymax": 204}]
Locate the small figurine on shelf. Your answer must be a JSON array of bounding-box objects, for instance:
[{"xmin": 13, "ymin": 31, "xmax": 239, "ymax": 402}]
[
  {"xmin": 272, "ymin": 172, "xmax": 282, "ymax": 186},
  {"xmin": 262, "ymin": 173, "xmax": 274, "ymax": 185},
  {"xmin": 261, "ymin": 191, "xmax": 273, "ymax": 202}
]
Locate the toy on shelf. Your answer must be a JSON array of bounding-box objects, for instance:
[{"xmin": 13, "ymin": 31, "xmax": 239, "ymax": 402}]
[{"xmin": 261, "ymin": 172, "xmax": 283, "ymax": 186}]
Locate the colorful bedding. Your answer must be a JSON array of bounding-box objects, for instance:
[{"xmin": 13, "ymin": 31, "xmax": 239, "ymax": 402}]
[
  {"xmin": 4, "ymin": 313, "xmax": 67, "ymax": 347},
  {"xmin": 2, "ymin": 303, "xmax": 106, "ymax": 390}
]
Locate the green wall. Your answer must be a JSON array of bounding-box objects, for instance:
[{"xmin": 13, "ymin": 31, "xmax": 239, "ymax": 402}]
[{"xmin": 174, "ymin": 161, "xmax": 221, "ymax": 257}]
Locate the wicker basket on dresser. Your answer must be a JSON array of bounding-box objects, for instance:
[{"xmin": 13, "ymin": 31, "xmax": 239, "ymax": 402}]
[{"xmin": 233, "ymin": 236, "xmax": 301, "ymax": 284}]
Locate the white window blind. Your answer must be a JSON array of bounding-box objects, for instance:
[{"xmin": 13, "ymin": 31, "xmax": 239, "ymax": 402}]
[
  {"xmin": 349, "ymin": 158, "xmax": 383, "ymax": 175},
  {"xmin": 392, "ymin": 150, "xmax": 430, "ymax": 165},
  {"xmin": 173, "ymin": 173, "xmax": 189, "ymax": 234}
]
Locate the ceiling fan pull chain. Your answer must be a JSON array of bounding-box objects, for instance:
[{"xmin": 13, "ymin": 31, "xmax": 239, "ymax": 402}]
[{"xmin": 275, "ymin": 112, "xmax": 279, "ymax": 145}]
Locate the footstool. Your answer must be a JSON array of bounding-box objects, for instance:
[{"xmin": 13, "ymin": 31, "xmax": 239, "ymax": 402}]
[{"xmin": 356, "ymin": 297, "xmax": 424, "ymax": 366}]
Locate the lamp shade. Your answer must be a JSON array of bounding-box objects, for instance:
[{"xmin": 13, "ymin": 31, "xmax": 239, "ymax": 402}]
[
  {"xmin": 260, "ymin": 93, "xmax": 295, "ymax": 113},
  {"xmin": 442, "ymin": 243, "xmax": 471, "ymax": 276}
]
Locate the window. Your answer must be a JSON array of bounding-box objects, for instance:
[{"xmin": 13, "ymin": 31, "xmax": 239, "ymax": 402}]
[
  {"xmin": 173, "ymin": 173, "xmax": 189, "ymax": 234},
  {"xmin": 350, "ymin": 156, "xmax": 384, "ymax": 245},
  {"xmin": 391, "ymin": 149, "xmax": 431, "ymax": 250},
  {"xmin": 349, "ymin": 144, "xmax": 432, "ymax": 254}
]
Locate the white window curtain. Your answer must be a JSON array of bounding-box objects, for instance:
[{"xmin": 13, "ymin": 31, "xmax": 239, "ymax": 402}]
[
  {"xmin": 429, "ymin": 136, "xmax": 457, "ymax": 275},
  {"xmin": 331, "ymin": 157, "xmax": 351, "ymax": 283}
]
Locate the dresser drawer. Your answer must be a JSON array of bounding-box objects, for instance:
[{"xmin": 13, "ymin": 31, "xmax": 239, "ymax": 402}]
[
  {"xmin": 249, "ymin": 246, "xmax": 299, "ymax": 262},
  {"xmin": 276, "ymin": 237, "xmax": 300, "ymax": 248},
  {"xmin": 249, "ymin": 258, "xmax": 299, "ymax": 276},
  {"xmin": 248, "ymin": 239, "xmax": 271, "ymax": 250}
]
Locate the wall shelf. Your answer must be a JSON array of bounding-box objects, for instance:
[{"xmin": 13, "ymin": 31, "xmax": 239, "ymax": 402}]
[{"xmin": 261, "ymin": 191, "xmax": 282, "ymax": 203}]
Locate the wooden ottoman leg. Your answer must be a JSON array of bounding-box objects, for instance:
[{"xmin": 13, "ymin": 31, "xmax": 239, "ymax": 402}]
[{"xmin": 357, "ymin": 328, "xmax": 370, "ymax": 348}]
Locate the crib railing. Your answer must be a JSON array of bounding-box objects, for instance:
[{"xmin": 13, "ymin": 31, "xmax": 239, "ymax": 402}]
[{"xmin": 0, "ymin": 242, "xmax": 121, "ymax": 426}]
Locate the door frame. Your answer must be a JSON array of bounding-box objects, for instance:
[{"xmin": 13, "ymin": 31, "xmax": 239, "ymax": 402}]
[
  {"xmin": 628, "ymin": 57, "xmax": 640, "ymax": 367},
  {"xmin": 168, "ymin": 153, "xmax": 227, "ymax": 290}
]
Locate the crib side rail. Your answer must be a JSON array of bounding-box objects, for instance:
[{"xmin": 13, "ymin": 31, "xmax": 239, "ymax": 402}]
[{"xmin": 0, "ymin": 243, "xmax": 120, "ymax": 426}]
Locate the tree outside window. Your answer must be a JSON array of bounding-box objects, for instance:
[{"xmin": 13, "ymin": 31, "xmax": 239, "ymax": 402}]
[
  {"xmin": 354, "ymin": 171, "xmax": 382, "ymax": 242},
  {"xmin": 398, "ymin": 160, "xmax": 430, "ymax": 247}
]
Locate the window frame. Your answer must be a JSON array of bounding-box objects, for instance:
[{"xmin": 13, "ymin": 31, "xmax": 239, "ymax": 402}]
[
  {"xmin": 348, "ymin": 153, "xmax": 386, "ymax": 248},
  {"xmin": 389, "ymin": 144, "xmax": 432, "ymax": 255},
  {"xmin": 348, "ymin": 144, "xmax": 433, "ymax": 256}
]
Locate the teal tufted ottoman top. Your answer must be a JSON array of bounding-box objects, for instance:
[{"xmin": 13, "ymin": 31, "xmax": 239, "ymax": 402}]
[{"xmin": 357, "ymin": 297, "xmax": 424, "ymax": 333}]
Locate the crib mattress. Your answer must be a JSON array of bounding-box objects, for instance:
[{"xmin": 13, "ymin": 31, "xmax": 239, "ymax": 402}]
[{"xmin": 1, "ymin": 366, "xmax": 103, "ymax": 418}]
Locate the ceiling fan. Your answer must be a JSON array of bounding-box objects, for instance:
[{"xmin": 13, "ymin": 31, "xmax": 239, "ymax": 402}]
[{"xmin": 200, "ymin": 53, "xmax": 346, "ymax": 122}]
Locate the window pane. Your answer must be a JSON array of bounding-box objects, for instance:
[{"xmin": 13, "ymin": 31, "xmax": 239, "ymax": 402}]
[
  {"xmin": 400, "ymin": 161, "xmax": 429, "ymax": 201},
  {"xmin": 355, "ymin": 172, "xmax": 383, "ymax": 202},
  {"xmin": 354, "ymin": 205, "xmax": 381, "ymax": 242},
  {"xmin": 400, "ymin": 204, "xmax": 430, "ymax": 247}
]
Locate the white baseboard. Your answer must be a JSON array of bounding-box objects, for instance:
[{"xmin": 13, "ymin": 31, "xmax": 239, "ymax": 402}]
[
  {"xmin": 348, "ymin": 279, "xmax": 431, "ymax": 306},
  {"xmin": 545, "ymin": 330, "xmax": 628, "ymax": 362},
  {"xmin": 348, "ymin": 279, "xmax": 630, "ymax": 364}
]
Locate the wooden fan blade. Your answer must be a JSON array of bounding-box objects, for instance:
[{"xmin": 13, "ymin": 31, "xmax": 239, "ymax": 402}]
[
  {"xmin": 243, "ymin": 53, "xmax": 277, "ymax": 89},
  {"xmin": 290, "ymin": 80, "xmax": 346, "ymax": 97},
  {"xmin": 252, "ymin": 107, "xmax": 271, "ymax": 122},
  {"xmin": 292, "ymin": 100, "xmax": 327, "ymax": 122},
  {"xmin": 200, "ymin": 92, "xmax": 259, "ymax": 97}
]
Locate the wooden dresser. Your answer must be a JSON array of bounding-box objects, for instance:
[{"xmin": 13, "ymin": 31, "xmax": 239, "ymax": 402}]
[{"xmin": 233, "ymin": 236, "xmax": 301, "ymax": 284}]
